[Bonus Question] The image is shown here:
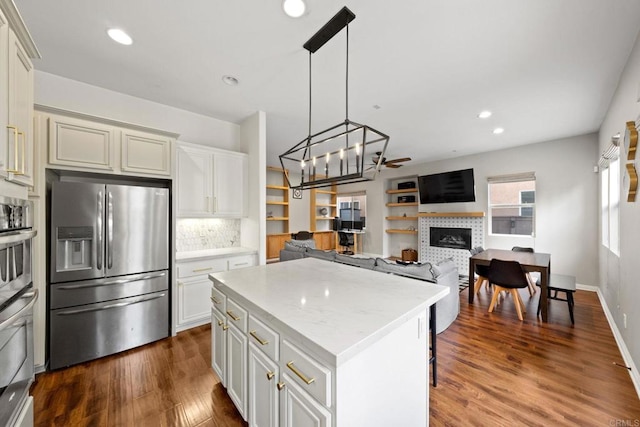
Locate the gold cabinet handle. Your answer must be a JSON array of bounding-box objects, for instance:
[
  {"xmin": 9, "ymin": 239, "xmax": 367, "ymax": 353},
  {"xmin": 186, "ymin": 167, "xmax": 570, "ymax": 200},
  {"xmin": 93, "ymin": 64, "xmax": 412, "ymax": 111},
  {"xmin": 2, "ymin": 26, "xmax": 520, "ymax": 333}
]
[
  {"xmin": 286, "ymin": 361, "xmax": 315, "ymax": 385},
  {"xmin": 266, "ymin": 371, "xmax": 275, "ymax": 381},
  {"xmin": 223, "ymin": 325, "xmax": 228, "ymax": 331},
  {"xmin": 193, "ymin": 267, "xmax": 213, "ymax": 273},
  {"xmin": 6, "ymin": 125, "xmax": 19, "ymax": 173},
  {"xmin": 18, "ymin": 131, "xmax": 24, "ymax": 174},
  {"xmin": 217, "ymin": 320, "xmax": 224, "ymax": 326},
  {"xmin": 277, "ymin": 382, "xmax": 285, "ymax": 391},
  {"xmin": 249, "ymin": 330, "xmax": 269, "ymax": 346},
  {"xmin": 210, "ymin": 296, "xmax": 221, "ymax": 304},
  {"xmin": 226, "ymin": 310, "xmax": 240, "ymax": 321},
  {"xmin": 178, "ymin": 281, "xmax": 184, "ymax": 287}
]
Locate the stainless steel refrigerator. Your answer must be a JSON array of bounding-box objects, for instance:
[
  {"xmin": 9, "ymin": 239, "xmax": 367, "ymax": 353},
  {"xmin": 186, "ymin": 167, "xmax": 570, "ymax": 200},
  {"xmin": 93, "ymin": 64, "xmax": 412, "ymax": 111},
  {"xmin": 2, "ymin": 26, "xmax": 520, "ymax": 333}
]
[{"xmin": 48, "ymin": 181, "xmax": 169, "ymax": 369}]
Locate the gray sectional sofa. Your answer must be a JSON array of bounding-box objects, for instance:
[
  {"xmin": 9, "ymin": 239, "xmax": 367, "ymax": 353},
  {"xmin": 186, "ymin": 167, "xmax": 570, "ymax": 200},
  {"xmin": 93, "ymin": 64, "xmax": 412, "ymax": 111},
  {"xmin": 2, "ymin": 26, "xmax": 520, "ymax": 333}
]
[{"xmin": 279, "ymin": 240, "xmax": 460, "ymax": 333}]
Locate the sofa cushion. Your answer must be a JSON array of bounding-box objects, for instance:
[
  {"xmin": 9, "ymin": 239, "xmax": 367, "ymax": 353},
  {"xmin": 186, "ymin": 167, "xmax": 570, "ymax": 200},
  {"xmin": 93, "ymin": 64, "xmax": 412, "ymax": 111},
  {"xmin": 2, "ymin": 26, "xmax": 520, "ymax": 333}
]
[
  {"xmin": 306, "ymin": 248, "xmax": 337, "ymax": 261},
  {"xmin": 335, "ymin": 254, "xmax": 376, "ymax": 269},
  {"xmin": 374, "ymin": 258, "xmax": 435, "ymax": 281},
  {"xmin": 430, "ymin": 257, "xmax": 456, "ymax": 278},
  {"xmin": 284, "ymin": 239, "xmax": 315, "ymax": 252}
]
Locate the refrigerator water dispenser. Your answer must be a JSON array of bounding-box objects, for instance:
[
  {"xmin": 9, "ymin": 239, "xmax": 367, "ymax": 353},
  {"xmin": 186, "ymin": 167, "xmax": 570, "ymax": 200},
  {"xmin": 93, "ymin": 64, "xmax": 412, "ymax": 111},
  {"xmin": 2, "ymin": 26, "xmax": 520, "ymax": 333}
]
[{"xmin": 56, "ymin": 226, "xmax": 93, "ymax": 272}]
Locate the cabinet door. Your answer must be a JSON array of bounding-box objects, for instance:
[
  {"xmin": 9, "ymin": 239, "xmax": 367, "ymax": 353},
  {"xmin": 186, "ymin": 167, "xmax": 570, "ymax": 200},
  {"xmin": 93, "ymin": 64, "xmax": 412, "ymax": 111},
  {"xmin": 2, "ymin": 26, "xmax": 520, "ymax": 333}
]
[
  {"xmin": 48, "ymin": 114, "xmax": 116, "ymax": 170},
  {"xmin": 213, "ymin": 152, "xmax": 247, "ymax": 217},
  {"xmin": 121, "ymin": 129, "xmax": 172, "ymax": 176},
  {"xmin": 248, "ymin": 343, "xmax": 279, "ymax": 427},
  {"xmin": 6, "ymin": 29, "xmax": 33, "ymax": 186},
  {"xmin": 266, "ymin": 234, "xmax": 288, "ymax": 261},
  {"xmin": 177, "ymin": 277, "xmax": 213, "ymax": 329},
  {"xmin": 211, "ymin": 308, "xmax": 227, "ymax": 386},
  {"xmin": 0, "ymin": 8, "xmax": 8, "ymax": 177},
  {"xmin": 227, "ymin": 323, "xmax": 248, "ymax": 420},
  {"xmin": 177, "ymin": 145, "xmax": 212, "ymax": 217},
  {"xmin": 280, "ymin": 374, "xmax": 331, "ymax": 427}
]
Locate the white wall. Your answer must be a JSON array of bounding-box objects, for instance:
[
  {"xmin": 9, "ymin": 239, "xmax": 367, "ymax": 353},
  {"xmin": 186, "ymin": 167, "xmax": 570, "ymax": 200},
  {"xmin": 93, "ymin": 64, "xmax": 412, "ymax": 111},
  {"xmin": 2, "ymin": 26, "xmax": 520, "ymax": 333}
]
[
  {"xmin": 35, "ymin": 71, "xmax": 240, "ymax": 150},
  {"xmin": 598, "ymin": 29, "xmax": 640, "ymax": 376}
]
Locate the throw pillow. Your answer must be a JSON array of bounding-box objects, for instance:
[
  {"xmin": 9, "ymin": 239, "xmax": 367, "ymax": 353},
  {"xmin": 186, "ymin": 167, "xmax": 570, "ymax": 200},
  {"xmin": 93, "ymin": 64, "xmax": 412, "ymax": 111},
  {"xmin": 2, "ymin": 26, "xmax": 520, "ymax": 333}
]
[
  {"xmin": 284, "ymin": 241, "xmax": 311, "ymax": 253},
  {"xmin": 374, "ymin": 258, "xmax": 434, "ymax": 281},
  {"xmin": 306, "ymin": 248, "xmax": 337, "ymax": 261},
  {"xmin": 430, "ymin": 257, "xmax": 456, "ymax": 278}
]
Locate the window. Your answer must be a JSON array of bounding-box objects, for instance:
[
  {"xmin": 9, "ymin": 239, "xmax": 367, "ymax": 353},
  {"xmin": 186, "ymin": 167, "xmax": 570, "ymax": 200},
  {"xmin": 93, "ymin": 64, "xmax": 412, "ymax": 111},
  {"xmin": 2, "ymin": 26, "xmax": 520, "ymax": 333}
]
[
  {"xmin": 488, "ymin": 173, "xmax": 536, "ymax": 236},
  {"xmin": 336, "ymin": 193, "xmax": 366, "ymax": 229},
  {"xmin": 602, "ymin": 157, "xmax": 620, "ymax": 255}
]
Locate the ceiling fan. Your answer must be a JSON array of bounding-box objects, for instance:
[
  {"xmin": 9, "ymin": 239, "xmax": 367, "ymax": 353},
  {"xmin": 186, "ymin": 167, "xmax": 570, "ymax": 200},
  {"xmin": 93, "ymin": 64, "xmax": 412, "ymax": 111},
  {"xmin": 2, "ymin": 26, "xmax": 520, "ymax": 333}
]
[{"xmin": 371, "ymin": 151, "xmax": 412, "ymax": 168}]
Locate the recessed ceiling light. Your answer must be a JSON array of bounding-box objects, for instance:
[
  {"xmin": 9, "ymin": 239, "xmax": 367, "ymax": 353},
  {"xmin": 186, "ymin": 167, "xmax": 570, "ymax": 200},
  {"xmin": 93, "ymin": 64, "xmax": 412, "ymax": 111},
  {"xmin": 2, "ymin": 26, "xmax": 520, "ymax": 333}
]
[
  {"xmin": 478, "ymin": 110, "xmax": 492, "ymax": 119},
  {"xmin": 222, "ymin": 75, "xmax": 239, "ymax": 86},
  {"xmin": 107, "ymin": 28, "xmax": 133, "ymax": 45},
  {"xmin": 493, "ymin": 127, "xmax": 504, "ymax": 134},
  {"xmin": 283, "ymin": 0, "xmax": 306, "ymax": 18}
]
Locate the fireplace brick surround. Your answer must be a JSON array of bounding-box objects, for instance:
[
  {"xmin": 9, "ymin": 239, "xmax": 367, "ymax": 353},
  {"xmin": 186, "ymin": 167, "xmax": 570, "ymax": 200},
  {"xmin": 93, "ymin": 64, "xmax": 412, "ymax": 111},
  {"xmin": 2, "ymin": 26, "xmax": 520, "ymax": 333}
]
[{"xmin": 419, "ymin": 212, "xmax": 485, "ymax": 276}]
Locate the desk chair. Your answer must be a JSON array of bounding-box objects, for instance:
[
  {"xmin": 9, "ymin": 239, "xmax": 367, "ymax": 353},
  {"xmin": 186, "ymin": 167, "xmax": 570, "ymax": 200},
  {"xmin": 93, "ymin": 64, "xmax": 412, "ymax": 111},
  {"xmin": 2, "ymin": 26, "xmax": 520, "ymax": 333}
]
[
  {"xmin": 292, "ymin": 231, "xmax": 313, "ymax": 240},
  {"xmin": 338, "ymin": 231, "xmax": 354, "ymax": 255},
  {"xmin": 487, "ymin": 259, "xmax": 530, "ymax": 321},
  {"xmin": 511, "ymin": 246, "xmax": 537, "ymax": 296}
]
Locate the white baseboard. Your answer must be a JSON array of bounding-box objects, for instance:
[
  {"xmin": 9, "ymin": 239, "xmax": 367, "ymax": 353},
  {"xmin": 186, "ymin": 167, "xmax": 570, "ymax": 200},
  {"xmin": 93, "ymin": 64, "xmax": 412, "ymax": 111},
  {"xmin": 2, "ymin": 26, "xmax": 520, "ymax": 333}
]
[{"xmin": 578, "ymin": 283, "xmax": 640, "ymax": 398}]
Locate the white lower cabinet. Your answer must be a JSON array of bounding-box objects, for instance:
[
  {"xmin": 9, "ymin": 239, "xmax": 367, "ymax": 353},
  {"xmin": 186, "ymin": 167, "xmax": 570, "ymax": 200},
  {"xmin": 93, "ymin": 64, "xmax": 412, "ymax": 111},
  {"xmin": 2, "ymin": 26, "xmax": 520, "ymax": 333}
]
[
  {"xmin": 211, "ymin": 308, "xmax": 227, "ymax": 386},
  {"xmin": 177, "ymin": 253, "xmax": 255, "ymax": 331},
  {"xmin": 211, "ymin": 287, "xmax": 334, "ymax": 427},
  {"xmin": 280, "ymin": 374, "xmax": 332, "ymax": 427},
  {"xmin": 227, "ymin": 322, "xmax": 248, "ymax": 420},
  {"xmin": 248, "ymin": 342, "xmax": 279, "ymax": 427}
]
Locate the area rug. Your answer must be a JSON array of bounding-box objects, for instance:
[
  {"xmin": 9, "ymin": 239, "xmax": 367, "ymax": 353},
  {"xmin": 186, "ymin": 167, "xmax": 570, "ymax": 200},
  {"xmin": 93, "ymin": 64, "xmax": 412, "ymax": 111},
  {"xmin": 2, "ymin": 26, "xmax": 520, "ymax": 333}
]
[{"xmin": 458, "ymin": 275, "xmax": 470, "ymax": 293}]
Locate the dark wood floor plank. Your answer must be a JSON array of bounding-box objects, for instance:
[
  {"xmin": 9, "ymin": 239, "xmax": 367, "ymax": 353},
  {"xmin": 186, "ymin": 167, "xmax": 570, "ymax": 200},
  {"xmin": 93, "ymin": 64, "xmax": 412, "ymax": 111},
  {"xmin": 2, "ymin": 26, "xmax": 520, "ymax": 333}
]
[{"xmin": 31, "ymin": 288, "xmax": 639, "ymax": 426}]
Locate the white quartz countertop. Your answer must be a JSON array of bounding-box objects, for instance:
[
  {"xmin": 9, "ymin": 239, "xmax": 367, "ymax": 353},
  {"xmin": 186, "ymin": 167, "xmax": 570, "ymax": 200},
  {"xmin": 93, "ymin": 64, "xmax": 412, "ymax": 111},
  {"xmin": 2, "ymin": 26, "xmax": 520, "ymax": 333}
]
[
  {"xmin": 176, "ymin": 247, "xmax": 257, "ymax": 261},
  {"xmin": 210, "ymin": 257, "xmax": 449, "ymax": 365}
]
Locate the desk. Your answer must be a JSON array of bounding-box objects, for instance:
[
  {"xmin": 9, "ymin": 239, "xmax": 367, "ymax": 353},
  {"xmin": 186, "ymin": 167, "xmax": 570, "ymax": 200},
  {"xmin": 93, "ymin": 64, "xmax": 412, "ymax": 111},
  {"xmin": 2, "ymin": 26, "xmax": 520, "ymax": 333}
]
[
  {"xmin": 469, "ymin": 248, "xmax": 551, "ymax": 321},
  {"xmin": 335, "ymin": 230, "xmax": 365, "ymax": 254}
]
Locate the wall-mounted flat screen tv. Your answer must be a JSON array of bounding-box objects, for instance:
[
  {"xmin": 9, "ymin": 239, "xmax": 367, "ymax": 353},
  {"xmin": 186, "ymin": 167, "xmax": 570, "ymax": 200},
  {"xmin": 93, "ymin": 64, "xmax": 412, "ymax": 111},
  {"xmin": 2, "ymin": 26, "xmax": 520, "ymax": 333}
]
[{"xmin": 418, "ymin": 168, "xmax": 476, "ymax": 204}]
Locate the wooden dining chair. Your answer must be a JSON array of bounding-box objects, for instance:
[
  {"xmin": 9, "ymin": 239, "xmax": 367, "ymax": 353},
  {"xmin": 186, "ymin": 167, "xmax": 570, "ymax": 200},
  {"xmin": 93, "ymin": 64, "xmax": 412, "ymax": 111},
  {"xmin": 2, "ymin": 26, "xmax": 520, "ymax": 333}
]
[
  {"xmin": 511, "ymin": 246, "xmax": 537, "ymax": 296},
  {"xmin": 469, "ymin": 246, "xmax": 491, "ymax": 294},
  {"xmin": 487, "ymin": 259, "xmax": 530, "ymax": 321}
]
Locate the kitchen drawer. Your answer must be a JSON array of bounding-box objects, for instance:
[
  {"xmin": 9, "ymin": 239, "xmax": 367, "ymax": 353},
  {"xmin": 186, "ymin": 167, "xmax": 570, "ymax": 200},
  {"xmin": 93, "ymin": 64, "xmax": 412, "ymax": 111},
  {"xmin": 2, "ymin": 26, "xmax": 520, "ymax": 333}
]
[
  {"xmin": 248, "ymin": 315, "xmax": 279, "ymax": 361},
  {"xmin": 211, "ymin": 286, "xmax": 226, "ymax": 313},
  {"xmin": 228, "ymin": 254, "xmax": 256, "ymax": 270},
  {"xmin": 281, "ymin": 339, "xmax": 332, "ymax": 407},
  {"xmin": 226, "ymin": 298, "xmax": 247, "ymax": 332},
  {"xmin": 177, "ymin": 258, "xmax": 227, "ymax": 279}
]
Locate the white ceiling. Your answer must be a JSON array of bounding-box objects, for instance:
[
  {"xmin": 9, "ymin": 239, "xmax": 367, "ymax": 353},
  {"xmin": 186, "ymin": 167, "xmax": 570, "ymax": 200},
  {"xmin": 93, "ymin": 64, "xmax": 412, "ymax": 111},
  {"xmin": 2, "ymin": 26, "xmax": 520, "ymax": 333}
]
[{"xmin": 16, "ymin": 0, "xmax": 640, "ymax": 166}]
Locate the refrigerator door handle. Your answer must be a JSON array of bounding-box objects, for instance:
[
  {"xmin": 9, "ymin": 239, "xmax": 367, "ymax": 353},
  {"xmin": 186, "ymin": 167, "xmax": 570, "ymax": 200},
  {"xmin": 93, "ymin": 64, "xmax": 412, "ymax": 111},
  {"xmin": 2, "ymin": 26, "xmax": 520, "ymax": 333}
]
[
  {"xmin": 107, "ymin": 191, "xmax": 113, "ymax": 269},
  {"xmin": 97, "ymin": 191, "xmax": 103, "ymax": 270},
  {"xmin": 56, "ymin": 271, "xmax": 167, "ymax": 290},
  {"xmin": 55, "ymin": 292, "xmax": 166, "ymax": 315}
]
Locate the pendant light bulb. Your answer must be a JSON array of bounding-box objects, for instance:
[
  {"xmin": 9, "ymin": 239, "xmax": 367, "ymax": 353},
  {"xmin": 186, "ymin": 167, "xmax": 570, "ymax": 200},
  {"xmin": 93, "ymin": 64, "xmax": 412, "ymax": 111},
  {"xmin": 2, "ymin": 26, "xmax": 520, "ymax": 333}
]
[{"xmin": 283, "ymin": 0, "xmax": 306, "ymax": 18}]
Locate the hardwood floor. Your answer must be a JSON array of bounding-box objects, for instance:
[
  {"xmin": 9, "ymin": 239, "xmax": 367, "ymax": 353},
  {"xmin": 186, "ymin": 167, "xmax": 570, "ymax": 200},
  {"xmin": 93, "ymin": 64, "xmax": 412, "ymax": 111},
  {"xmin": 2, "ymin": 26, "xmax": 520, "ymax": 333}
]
[{"xmin": 32, "ymin": 288, "xmax": 640, "ymax": 426}]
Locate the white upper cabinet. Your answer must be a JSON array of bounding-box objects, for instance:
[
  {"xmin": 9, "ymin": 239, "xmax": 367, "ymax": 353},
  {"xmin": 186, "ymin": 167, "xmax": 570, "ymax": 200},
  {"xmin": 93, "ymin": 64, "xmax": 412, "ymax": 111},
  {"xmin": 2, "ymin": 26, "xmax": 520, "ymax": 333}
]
[
  {"xmin": 177, "ymin": 142, "xmax": 248, "ymax": 218},
  {"xmin": 177, "ymin": 144, "xmax": 212, "ymax": 216},
  {"xmin": 213, "ymin": 151, "xmax": 247, "ymax": 217},
  {"xmin": 0, "ymin": 1, "xmax": 39, "ymax": 187},
  {"xmin": 39, "ymin": 107, "xmax": 177, "ymax": 179},
  {"xmin": 48, "ymin": 115, "xmax": 116, "ymax": 171},
  {"xmin": 121, "ymin": 129, "xmax": 172, "ymax": 176}
]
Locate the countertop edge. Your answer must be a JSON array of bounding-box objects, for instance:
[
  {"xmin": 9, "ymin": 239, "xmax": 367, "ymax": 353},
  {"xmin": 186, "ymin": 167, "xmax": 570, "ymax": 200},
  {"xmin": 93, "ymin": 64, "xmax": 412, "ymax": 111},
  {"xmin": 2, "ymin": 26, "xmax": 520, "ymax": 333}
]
[{"xmin": 176, "ymin": 247, "xmax": 257, "ymax": 261}]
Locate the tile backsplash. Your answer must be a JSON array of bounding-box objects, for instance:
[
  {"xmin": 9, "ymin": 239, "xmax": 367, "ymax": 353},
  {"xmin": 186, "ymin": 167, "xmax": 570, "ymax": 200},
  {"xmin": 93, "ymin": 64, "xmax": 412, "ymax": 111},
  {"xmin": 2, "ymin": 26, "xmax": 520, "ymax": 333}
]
[{"xmin": 176, "ymin": 218, "xmax": 241, "ymax": 252}]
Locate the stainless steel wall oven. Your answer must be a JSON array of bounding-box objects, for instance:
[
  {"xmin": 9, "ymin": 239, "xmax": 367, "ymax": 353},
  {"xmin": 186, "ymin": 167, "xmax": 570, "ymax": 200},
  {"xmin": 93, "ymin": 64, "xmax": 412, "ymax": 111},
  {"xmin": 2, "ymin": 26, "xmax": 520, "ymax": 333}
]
[{"xmin": 0, "ymin": 196, "xmax": 37, "ymax": 427}]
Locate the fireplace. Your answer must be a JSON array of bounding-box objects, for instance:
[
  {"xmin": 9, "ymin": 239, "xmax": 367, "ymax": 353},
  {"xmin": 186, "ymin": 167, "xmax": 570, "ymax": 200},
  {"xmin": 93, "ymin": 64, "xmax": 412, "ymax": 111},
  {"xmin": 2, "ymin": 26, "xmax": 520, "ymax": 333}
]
[{"xmin": 429, "ymin": 227, "xmax": 472, "ymax": 250}]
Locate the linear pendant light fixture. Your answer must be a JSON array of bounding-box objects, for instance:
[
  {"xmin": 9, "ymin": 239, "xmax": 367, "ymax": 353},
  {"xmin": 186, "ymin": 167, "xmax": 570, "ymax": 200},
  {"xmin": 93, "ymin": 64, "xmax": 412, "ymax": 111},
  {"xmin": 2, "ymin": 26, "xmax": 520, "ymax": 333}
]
[{"xmin": 279, "ymin": 6, "xmax": 390, "ymax": 190}]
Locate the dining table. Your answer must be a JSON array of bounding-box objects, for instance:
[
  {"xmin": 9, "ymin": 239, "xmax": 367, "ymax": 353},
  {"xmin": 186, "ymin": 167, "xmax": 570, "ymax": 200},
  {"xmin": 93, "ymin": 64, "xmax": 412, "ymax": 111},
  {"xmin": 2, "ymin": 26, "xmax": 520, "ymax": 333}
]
[{"xmin": 468, "ymin": 248, "xmax": 552, "ymax": 321}]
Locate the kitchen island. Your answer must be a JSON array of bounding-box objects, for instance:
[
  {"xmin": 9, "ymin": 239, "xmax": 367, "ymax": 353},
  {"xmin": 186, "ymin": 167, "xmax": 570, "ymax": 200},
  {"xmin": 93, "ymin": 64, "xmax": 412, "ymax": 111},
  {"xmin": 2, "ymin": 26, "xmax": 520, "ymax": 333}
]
[{"xmin": 209, "ymin": 257, "xmax": 448, "ymax": 427}]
